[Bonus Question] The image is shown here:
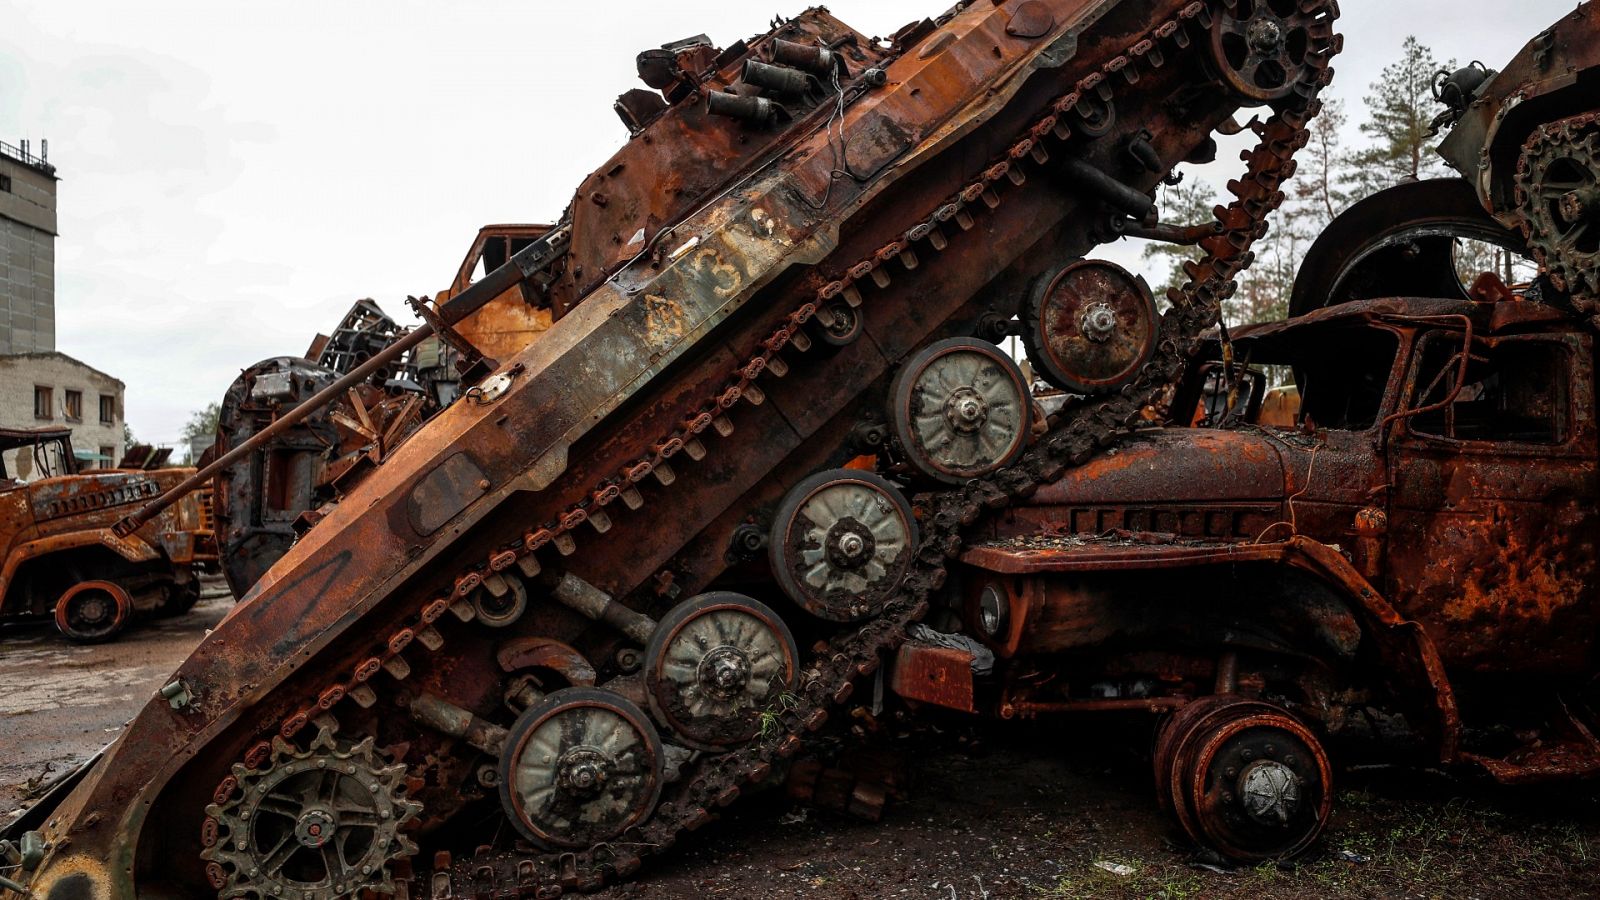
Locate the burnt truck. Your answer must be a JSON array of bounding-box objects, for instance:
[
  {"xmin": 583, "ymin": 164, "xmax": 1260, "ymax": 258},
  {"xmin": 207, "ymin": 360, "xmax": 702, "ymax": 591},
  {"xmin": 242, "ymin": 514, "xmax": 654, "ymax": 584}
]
[
  {"xmin": 0, "ymin": 427, "xmax": 216, "ymax": 642},
  {"xmin": 900, "ymin": 289, "xmax": 1593, "ymax": 859}
]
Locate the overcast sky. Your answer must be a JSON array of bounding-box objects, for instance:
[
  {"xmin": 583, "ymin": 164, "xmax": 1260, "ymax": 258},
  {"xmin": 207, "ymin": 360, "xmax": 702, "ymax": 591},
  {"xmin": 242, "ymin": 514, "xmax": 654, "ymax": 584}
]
[{"xmin": 1, "ymin": 1, "xmax": 1582, "ymax": 446}]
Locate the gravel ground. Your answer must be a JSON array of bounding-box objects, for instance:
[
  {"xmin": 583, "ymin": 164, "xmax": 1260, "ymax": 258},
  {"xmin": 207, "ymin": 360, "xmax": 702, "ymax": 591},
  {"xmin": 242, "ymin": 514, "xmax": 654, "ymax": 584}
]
[
  {"xmin": 4, "ymin": 600, "xmax": 1599, "ymax": 898},
  {"xmin": 593, "ymin": 719, "xmax": 1600, "ymax": 900}
]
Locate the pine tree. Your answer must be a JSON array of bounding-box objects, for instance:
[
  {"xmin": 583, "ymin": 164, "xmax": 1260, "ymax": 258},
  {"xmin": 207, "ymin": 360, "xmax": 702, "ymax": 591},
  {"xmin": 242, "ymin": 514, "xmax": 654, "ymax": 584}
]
[
  {"xmin": 1289, "ymin": 97, "xmax": 1353, "ymax": 231},
  {"xmin": 1142, "ymin": 177, "xmax": 1223, "ymax": 298},
  {"xmin": 1350, "ymin": 37, "xmax": 1454, "ymax": 196}
]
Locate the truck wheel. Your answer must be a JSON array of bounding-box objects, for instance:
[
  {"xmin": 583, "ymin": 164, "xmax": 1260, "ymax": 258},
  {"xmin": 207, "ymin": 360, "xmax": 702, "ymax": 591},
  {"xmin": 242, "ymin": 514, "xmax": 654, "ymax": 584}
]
[
  {"xmin": 156, "ymin": 579, "xmax": 202, "ymax": 618},
  {"xmin": 54, "ymin": 580, "xmax": 133, "ymax": 643},
  {"xmin": 1161, "ymin": 696, "xmax": 1333, "ymax": 861},
  {"xmin": 1153, "ymin": 695, "xmax": 1276, "ymax": 814}
]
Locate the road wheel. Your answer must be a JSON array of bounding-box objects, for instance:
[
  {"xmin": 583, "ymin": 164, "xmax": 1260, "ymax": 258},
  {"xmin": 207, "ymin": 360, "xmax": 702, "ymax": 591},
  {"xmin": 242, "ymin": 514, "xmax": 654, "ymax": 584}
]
[
  {"xmin": 498, "ymin": 687, "xmax": 664, "ymax": 849},
  {"xmin": 54, "ymin": 580, "xmax": 132, "ymax": 643}
]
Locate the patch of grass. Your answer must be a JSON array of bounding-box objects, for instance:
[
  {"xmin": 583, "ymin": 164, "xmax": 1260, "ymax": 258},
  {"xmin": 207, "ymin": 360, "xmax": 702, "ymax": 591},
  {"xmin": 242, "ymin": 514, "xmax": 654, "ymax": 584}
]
[{"xmin": 757, "ymin": 692, "xmax": 801, "ymax": 738}]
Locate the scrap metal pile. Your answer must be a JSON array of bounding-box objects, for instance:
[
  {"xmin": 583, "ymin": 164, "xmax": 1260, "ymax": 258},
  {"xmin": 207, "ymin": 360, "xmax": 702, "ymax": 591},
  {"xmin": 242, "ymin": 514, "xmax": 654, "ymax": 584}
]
[{"xmin": 6, "ymin": 0, "xmax": 1598, "ymax": 897}]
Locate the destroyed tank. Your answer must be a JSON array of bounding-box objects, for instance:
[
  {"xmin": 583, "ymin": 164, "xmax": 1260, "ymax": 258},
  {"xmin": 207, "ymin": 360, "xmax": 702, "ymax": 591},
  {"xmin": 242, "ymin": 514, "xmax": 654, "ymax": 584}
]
[{"xmin": 0, "ymin": 1, "xmax": 1342, "ymax": 896}]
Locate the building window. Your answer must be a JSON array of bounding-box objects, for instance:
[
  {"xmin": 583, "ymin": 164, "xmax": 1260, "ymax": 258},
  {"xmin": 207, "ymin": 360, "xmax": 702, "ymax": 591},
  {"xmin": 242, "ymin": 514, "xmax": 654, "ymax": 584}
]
[
  {"xmin": 0, "ymin": 173, "xmax": 11, "ymax": 193},
  {"xmin": 34, "ymin": 386, "xmax": 53, "ymax": 420},
  {"xmin": 99, "ymin": 446, "xmax": 116, "ymax": 469},
  {"xmin": 63, "ymin": 389, "xmax": 83, "ymax": 422},
  {"xmin": 99, "ymin": 394, "xmax": 116, "ymax": 425}
]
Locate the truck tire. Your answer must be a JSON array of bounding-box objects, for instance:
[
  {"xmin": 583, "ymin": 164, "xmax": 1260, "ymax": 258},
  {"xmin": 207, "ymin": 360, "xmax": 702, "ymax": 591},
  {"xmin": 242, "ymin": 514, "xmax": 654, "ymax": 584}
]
[
  {"xmin": 54, "ymin": 580, "xmax": 133, "ymax": 644},
  {"xmin": 156, "ymin": 579, "xmax": 202, "ymax": 618}
]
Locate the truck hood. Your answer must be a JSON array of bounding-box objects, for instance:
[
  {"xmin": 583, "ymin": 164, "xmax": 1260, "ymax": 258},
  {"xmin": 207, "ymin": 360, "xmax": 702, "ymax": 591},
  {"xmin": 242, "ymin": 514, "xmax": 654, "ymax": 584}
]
[{"xmin": 1030, "ymin": 427, "xmax": 1289, "ymax": 505}]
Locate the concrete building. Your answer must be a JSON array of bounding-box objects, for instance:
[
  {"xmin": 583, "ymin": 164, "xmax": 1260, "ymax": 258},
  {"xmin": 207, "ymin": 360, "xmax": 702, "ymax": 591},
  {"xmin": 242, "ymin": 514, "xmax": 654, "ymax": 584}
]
[
  {"xmin": 0, "ymin": 352, "xmax": 126, "ymax": 470},
  {"xmin": 0, "ymin": 138, "xmax": 126, "ymax": 470},
  {"xmin": 1, "ymin": 138, "xmax": 57, "ymax": 355}
]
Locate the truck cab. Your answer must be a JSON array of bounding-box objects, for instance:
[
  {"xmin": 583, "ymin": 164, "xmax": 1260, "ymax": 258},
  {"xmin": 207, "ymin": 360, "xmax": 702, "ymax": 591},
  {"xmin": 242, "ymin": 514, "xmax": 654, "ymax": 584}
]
[{"xmin": 0, "ymin": 427, "xmax": 218, "ymax": 642}]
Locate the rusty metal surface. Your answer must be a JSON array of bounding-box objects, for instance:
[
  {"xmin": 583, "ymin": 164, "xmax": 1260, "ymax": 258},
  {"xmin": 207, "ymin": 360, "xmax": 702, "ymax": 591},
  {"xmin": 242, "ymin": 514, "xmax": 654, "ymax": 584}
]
[
  {"xmin": 889, "ymin": 642, "xmax": 977, "ymax": 713},
  {"xmin": 0, "ymin": 429, "xmax": 212, "ymax": 635},
  {"xmin": 959, "ymin": 286, "xmax": 1600, "ymax": 782},
  {"xmin": 1437, "ymin": 1, "xmax": 1600, "ymax": 225},
  {"xmin": 4, "ymin": 0, "xmax": 1352, "ymax": 893}
]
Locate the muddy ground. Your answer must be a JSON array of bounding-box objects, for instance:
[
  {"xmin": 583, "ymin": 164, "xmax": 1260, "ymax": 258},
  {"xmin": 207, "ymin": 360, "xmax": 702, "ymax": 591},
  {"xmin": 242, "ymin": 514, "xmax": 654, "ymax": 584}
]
[{"xmin": 3, "ymin": 602, "xmax": 1599, "ymax": 899}]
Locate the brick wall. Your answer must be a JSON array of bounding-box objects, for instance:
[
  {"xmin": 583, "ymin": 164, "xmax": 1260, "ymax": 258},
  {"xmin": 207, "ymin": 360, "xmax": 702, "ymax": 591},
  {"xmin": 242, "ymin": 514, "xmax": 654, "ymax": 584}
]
[{"xmin": 0, "ymin": 353, "xmax": 125, "ymax": 471}]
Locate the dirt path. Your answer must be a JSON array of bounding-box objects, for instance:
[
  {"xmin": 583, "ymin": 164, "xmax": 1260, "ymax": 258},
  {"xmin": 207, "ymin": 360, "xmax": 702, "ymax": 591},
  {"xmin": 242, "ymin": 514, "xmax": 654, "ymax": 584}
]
[
  {"xmin": 3, "ymin": 605, "xmax": 1598, "ymax": 898},
  {"xmin": 0, "ymin": 591, "xmax": 230, "ymax": 814}
]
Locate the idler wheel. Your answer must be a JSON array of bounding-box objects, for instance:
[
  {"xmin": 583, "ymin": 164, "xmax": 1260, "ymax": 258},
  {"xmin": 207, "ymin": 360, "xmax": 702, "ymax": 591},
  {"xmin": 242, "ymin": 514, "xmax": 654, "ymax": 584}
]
[
  {"xmin": 498, "ymin": 687, "xmax": 664, "ymax": 849},
  {"xmin": 1208, "ymin": 0, "xmax": 1320, "ymax": 103},
  {"xmin": 889, "ymin": 338, "xmax": 1032, "ymax": 485},
  {"xmin": 1022, "ymin": 260, "xmax": 1157, "ymax": 395},
  {"xmin": 645, "ymin": 592, "xmax": 799, "ymax": 749},
  {"xmin": 769, "ymin": 468, "xmax": 917, "ymax": 622},
  {"xmin": 1159, "ymin": 696, "xmax": 1332, "ymax": 860},
  {"xmin": 54, "ymin": 580, "xmax": 131, "ymax": 643}
]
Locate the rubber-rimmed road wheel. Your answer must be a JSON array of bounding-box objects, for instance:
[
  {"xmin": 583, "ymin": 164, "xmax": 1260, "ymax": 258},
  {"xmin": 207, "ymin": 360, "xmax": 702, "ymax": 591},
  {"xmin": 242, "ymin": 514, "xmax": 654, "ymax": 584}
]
[
  {"xmin": 498, "ymin": 687, "xmax": 664, "ymax": 849},
  {"xmin": 645, "ymin": 592, "xmax": 799, "ymax": 750},
  {"xmin": 769, "ymin": 468, "xmax": 918, "ymax": 622},
  {"xmin": 889, "ymin": 338, "xmax": 1032, "ymax": 485},
  {"xmin": 1021, "ymin": 260, "xmax": 1158, "ymax": 396},
  {"xmin": 54, "ymin": 580, "xmax": 132, "ymax": 643}
]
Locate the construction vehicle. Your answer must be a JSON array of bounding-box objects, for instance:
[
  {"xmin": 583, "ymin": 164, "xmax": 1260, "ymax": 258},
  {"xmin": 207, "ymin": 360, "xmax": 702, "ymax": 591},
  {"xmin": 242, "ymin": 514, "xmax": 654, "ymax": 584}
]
[
  {"xmin": 0, "ymin": 0, "xmax": 1351, "ymax": 896},
  {"xmin": 0, "ymin": 427, "xmax": 214, "ymax": 643}
]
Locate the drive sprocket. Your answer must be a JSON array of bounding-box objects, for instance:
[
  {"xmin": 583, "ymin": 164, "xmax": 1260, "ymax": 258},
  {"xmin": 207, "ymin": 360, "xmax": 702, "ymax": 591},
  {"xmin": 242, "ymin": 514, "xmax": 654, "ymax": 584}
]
[
  {"xmin": 1515, "ymin": 113, "xmax": 1600, "ymax": 314},
  {"xmin": 200, "ymin": 729, "xmax": 421, "ymax": 899}
]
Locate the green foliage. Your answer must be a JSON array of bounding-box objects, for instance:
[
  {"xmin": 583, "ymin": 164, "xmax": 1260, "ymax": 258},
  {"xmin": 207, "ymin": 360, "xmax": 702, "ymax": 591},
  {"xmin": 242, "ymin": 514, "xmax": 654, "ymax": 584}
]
[
  {"xmin": 1350, "ymin": 37, "xmax": 1455, "ymax": 194},
  {"xmin": 179, "ymin": 401, "xmax": 222, "ymax": 465},
  {"xmin": 1139, "ymin": 37, "xmax": 1473, "ymax": 330},
  {"xmin": 1143, "ymin": 177, "xmax": 1223, "ymax": 298}
]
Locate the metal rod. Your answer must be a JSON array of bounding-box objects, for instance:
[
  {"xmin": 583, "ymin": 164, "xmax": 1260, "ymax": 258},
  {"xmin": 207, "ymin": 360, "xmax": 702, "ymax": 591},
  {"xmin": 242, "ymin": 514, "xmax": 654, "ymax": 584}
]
[
  {"xmin": 1214, "ymin": 650, "xmax": 1239, "ymax": 694},
  {"xmin": 114, "ymin": 323, "xmax": 436, "ymax": 536},
  {"xmin": 407, "ymin": 691, "xmax": 509, "ymax": 755},
  {"xmin": 1121, "ymin": 219, "xmax": 1224, "ymax": 245},
  {"xmin": 1061, "ymin": 156, "xmax": 1156, "ymax": 222},
  {"xmin": 551, "ymin": 573, "xmax": 657, "ymax": 645},
  {"xmin": 114, "ymin": 227, "xmax": 571, "ymax": 537}
]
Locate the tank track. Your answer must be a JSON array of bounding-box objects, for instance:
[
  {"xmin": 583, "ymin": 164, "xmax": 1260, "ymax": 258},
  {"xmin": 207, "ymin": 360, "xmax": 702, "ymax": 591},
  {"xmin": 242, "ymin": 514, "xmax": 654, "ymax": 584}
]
[
  {"xmin": 1515, "ymin": 110, "xmax": 1600, "ymax": 323},
  {"xmin": 200, "ymin": 1, "xmax": 1342, "ymax": 896}
]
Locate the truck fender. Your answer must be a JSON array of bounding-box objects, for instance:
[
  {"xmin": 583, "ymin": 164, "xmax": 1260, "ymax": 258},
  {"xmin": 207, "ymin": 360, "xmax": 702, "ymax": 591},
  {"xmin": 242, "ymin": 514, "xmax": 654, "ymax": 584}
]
[
  {"xmin": 1279, "ymin": 536, "xmax": 1461, "ymax": 763},
  {"xmin": 0, "ymin": 530, "xmax": 161, "ymax": 607}
]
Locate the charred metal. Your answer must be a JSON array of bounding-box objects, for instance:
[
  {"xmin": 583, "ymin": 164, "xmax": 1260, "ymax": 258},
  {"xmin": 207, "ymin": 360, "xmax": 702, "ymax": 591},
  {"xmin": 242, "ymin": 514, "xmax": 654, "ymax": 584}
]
[{"xmin": 8, "ymin": 2, "xmax": 1600, "ymax": 899}]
